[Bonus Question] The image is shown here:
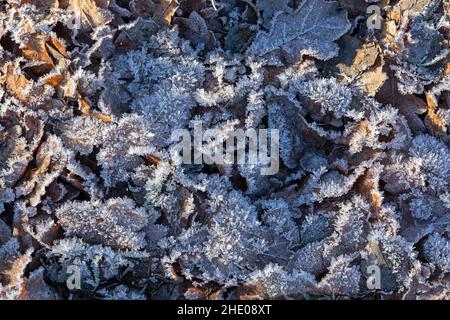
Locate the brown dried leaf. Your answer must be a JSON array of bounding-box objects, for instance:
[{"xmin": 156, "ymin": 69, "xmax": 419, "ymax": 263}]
[
  {"xmin": 178, "ymin": 187, "xmax": 194, "ymax": 228},
  {"xmin": 357, "ymin": 63, "xmax": 388, "ymax": 97},
  {"xmin": 91, "ymin": 112, "xmax": 113, "ymax": 123},
  {"xmin": 336, "ymin": 38, "xmax": 379, "ymax": 78},
  {"xmin": 79, "ymin": 96, "xmax": 112, "ymax": 123},
  {"xmin": 16, "ymin": 136, "xmax": 69, "ymax": 207},
  {"xmin": 47, "ymin": 181, "xmax": 65, "ymax": 203},
  {"xmin": 60, "ymin": 0, "xmax": 113, "ymax": 30},
  {"xmin": 0, "ymin": 241, "xmax": 33, "ymax": 290},
  {"xmin": 354, "ymin": 168, "xmax": 383, "ymax": 212},
  {"xmin": 376, "ymin": 68, "xmax": 428, "ymax": 133},
  {"xmin": 153, "ymin": 0, "xmax": 179, "ymax": 27},
  {"xmin": 143, "ymin": 154, "xmax": 161, "ymax": 166},
  {"xmin": 424, "ymin": 91, "xmax": 446, "ymax": 135},
  {"xmin": 21, "ymin": 34, "xmax": 68, "ymax": 75},
  {"xmin": 13, "ymin": 210, "xmax": 34, "ymax": 249},
  {"xmin": 41, "ymin": 73, "xmax": 64, "ymax": 87},
  {"xmin": 388, "ymin": 0, "xmax": 433, "ymax": 22},
  {"xmin": 3, "ymin": 61, "xmax": 32, "ymax": 102},
  {"xmin": 348, "ymin": 120, "xmax": 370, "ymax": 151},
  {"xmin": 382, "ymin": 20, "xmax": 399, "ymax": 49},
  {"xmin": 334, "ymin": 38, "xmax": 386, "ymax": 96}
]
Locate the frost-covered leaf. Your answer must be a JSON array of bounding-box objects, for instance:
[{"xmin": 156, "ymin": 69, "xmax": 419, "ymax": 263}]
[
  {"xmin": 255, "ymin": 0, "xmax": 292, "ymax": 28},
  {"xmin": 174, "ymin": 11, "xmax": 215, "ymax": 50},
  {"xmin": 56, "ymin": 197, "xmax": 150, "ymax": 250},
  {"xmin": 248, "ymin": 0, "xmax": 351, "ymax": 63},
  {"xmin": 319, "ymin": 255, "xmax": 361, "ymax": 297}
]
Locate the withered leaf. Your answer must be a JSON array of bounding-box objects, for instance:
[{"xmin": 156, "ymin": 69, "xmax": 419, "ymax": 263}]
[
  {"xmin": 424, "ymin": 91, "xmax": 446, "ymax": 135},
  {"xmin": 21, "ymin": 34, "xmax": 68, "ymax": 75},
  {"xmin": 0, "ymin": 241, "xmax": 33, "ymax": 290},
  {"xmin": 354, "ymin": 168, "xmax": 383, "ymax": 212},
  {"xmin": 60, "ymin": 0, "xmax": 113, "ymax": 30},
  {"xmin": 3, "ymin": 61, "xmax": 32, "ymax": 103},
  {"xmin": 335, "ymin": 38, "xmax": 386, "ymax": 96},
  {"xmin": 41, "ymin": 73, "xmax": 64, "ymax": 87},
  {"xmin": 388, "ymin": 0, "xmax": 434, "ymax": 21},
  {"xmin": 153, "ymin": 0, "xmax": 179, "ymax": 27},
  {"xmin": 79, "ymin": 96, "xmax": 112, "ymax": 123},
  {"xmin": 357, "ymin": 63, "xmax": 387, "ymax": 97}
]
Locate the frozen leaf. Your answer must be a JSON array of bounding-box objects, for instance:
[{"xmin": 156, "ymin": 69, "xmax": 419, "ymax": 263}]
[
  {"xmin": 255, "ymin": 0, "xmax": 292, "ymax": 28},
  {"xmin": 97, "ymin": 285, "xmax": 146, "ymax": 300},
  {"xmin": 15, "ymin": 135, "xmax": 70, "ymax": 207},
  {"xmin": 130, "ymin": 0, "xmax": 156, "ymax": 17},
  {"xmin": 45, "ymin": 238, "xmax": 145, "ymax": 290},
  {"xmin": 423, "ymin": 233, "xmax": 450, "ymax": 273},
  {"xmin": 57, "ymin": 116, "xmax": 105, "ymax": 155},
  {"xmin": 245, "ymin": 263, "xmax": 317, "ymax": 299},
  {"xmin": 319, "ymin": 255, "xmax": 361, "ymax": 297},
  {"xmin": 174, "ymin": 11, "xmax": 215, "ymax": 50},
  {"xmin": 56, "ymin": 197, "xmax": 149, "ymax": 250},
  {"xmin": 0, "ymin": 219, "xmax": 12, "ymax": 246},
  {"xmin": 0, "ymin": 238, "xmax": 33, "ymax": 299},
  {"xmin": 248, "ymin": 0, "xmax": 351, "ymax": 63},
  {"xmin": 268, "ymin": 96, "xmax": 303, "ymax": 168},
  {"xmin": 97, "ymin": 114, "xmax": 155, "ymax": 187},
  {"xmin": 18, "ymin": 268, "xmax": 60, "ymax": 300}
]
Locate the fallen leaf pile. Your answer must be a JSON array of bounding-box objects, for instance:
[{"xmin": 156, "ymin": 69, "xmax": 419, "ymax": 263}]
[{"xmin": 0, "ymin": 0, "xmax": 449, "ymax": 300}]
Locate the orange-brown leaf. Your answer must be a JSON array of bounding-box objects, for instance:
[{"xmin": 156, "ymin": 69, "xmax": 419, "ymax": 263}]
[
  {"xmin": 4, "ymin": 63, "xmax": 32, "ymax": 102},
  {"xmin": 60, "ymin": 0, "xmax": 112, "ymax": 30},
  {"xmin": 42, "ymin": 73, "xmax": 64, "ymax": 87},
  {"xmin": 21, "ymin": 35, "xmax": 68, "ymax": 75},
  {"xmin": 154, "ymin": 0, "xmax": 179, "ymax": 26},
  {"xmin": 425, "ymin": 91, "xmax": 446, "ymax": 135}
]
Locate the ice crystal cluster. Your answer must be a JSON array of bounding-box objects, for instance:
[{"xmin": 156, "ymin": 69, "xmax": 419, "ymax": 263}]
[{"xmin": 0, "ymin": 0, "xmax": 449, "ymax": 300}]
